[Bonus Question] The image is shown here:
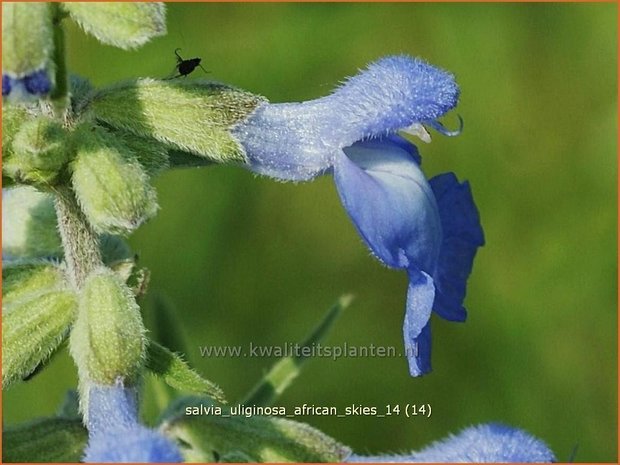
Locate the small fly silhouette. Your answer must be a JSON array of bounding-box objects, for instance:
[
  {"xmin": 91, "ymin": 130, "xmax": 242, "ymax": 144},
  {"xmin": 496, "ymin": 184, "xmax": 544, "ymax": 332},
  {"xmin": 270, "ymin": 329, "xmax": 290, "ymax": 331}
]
[{"xmin": 167, "ymin": 48, "xmax": 209, "ymax": 79}]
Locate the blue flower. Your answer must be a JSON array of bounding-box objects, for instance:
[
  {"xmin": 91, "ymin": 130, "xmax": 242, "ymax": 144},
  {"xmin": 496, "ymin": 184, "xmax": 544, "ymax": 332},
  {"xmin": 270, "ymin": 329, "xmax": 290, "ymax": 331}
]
[
  {"xmin": 83, "ymin": 383, "xmax": 183, "ymax": 463},
  {"xmin": 232, "ymin": 55, "xmax": 484, "ymax": 376},
  {"xmin": 346, "ymin": 423, "xmax": 557, "ymax": 463},
  {"xmin": 2, "ymin": 69, "xmax": 52, "ymax": 100}
]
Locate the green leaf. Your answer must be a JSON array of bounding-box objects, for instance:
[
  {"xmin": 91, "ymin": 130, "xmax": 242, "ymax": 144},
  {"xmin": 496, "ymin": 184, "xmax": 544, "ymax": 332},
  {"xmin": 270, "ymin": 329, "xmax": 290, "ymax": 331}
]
[
  {"xmin": 161, "ymin": 398, "xmax": 351, "ymax": 463},
  {"xmin": 62, "ymin": 2, "xmax": 166, "ymax": 50},
  {"xmin": 81, "ymin": 79, "xmax": 266, "ymax": 163},
  {"xmin": 242, "ymin": 295, "xmax": 352, "ymax": 407},
  {"xmin": 146, "ymin": 341, "xmax": 226, "ymax": 404},
  {"xmin": 2, "ymin": 288, "xmax": 76, "ymax": 388},
  {"xmin": 3, "ymin": 417, "xmax": 87, "ymax": 463}
]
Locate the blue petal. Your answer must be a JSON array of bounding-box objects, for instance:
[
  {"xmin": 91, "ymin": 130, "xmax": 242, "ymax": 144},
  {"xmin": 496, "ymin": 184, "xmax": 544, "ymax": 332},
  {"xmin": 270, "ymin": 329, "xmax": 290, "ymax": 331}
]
[
  {"xmin": 84, "ymin": 427, "xmax": 183, "ymax": 463},
  {"xmin": 333, "ymin": 138, "xmax": 441, "ymax": 271},
  {"xmin": 85, "ymin": 384, "xmax": 182, "ymax": 463},
  {"xmin": 403, "ymin": 269, "xmax": 434, "ymax": 376},
  {"xmin": 346, "ymin": 423, "xmax": 556, "ymax": 463},
  {"xmin": 233, "ymin": 55, "xmax": 458, "ymax": 181},
  {"xmin": 430, "ymin": 173, "xmax": 484, "ymax": 321},
  {"xmin": 384, "ymin": 133, "xmax": 422, "ymax": 165},
  {"xmin": 87, "ymin": 385, "xmax": 139, "ymax": 434},
  {"xmin": 232, "ymin": 101, "xmax": 335, "ymax": 181}
]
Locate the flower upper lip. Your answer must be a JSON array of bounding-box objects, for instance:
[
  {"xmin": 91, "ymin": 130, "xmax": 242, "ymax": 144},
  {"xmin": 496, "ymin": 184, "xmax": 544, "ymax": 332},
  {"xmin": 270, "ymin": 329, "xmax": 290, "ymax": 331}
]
[
  {"xmin": 232, "ymin": 55, "xmax": 460, "ymax": 182},
  {"xmin": 230, "ymin": 55, "xmax": 482, "ymax": 377}
]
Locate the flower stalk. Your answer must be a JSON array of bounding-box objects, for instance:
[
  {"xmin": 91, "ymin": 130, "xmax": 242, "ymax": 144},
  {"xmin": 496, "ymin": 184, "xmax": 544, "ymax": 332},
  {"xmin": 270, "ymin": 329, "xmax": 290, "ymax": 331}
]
[{"xmin": 54, "ymin": 187, "xmax": 102, "ymax": 290}]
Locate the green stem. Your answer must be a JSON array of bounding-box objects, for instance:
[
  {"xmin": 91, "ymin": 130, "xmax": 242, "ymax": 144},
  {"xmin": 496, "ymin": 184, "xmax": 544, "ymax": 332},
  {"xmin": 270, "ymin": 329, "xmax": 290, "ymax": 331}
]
[
  {"xmin": 50, "ymin": 3, "xmax": 68, "ymax": 112},
  {"xmin": 54, "ymin": 188, "xmax": 103, "ymax": 290}
]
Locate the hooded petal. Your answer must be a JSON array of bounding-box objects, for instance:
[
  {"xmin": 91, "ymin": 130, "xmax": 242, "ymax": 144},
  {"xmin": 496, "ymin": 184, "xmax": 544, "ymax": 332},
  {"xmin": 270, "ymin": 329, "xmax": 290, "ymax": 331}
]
[
  {"xmin": 429, "ymin": 173, "xmax": 484, "ymax": 322},
  {"xmin": 333, "ymin": 138, "xmax": 441, "ymax": 272},
  {"xmin": 233, "ymin": 56, "xmax": 459, "ymax": 181}
]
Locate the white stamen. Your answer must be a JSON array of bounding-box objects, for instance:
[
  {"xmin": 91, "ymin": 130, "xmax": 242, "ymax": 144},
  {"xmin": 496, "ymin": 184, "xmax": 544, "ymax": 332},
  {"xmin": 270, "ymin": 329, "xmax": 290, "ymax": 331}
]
[{"xmin": 402, "ymin": 123, "xmax": 432, "ymax": 143}]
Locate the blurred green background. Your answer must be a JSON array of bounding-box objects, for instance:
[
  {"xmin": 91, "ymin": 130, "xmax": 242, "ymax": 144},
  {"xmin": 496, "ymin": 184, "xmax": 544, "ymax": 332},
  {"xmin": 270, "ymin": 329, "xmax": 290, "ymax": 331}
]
[{"xmin": 3, "ymin": 3, "xmax": 617, "ymax": 462}]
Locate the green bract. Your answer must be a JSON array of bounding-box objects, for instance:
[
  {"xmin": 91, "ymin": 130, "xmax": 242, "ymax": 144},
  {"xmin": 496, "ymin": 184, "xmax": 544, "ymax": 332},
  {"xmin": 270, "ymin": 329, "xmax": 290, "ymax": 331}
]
[
  {"xmin": 2, "ymin": 262, "xmax": 76, "ymax": 388},
  {"xmin": 69, "ymin": 268, "xmax": 146, "ymax": 386},
  {"xmin": 71, "ymin": 124, "xmax": 158, "ymax": 235},
  {"xmin": 146, "ymin": 341, "xmax": 226, "ymax": 403},
  {"xmin": 162, "ymin": 400, "xmax": 351, "ymax": 463},
  {"xmin": 2, "ymin": 186, "xmax": 63, "ymax": 259},
  {"xmin": 61, "ymin": 3, "xmax": 166, "ymax": 50},
  {"xmin": 1, "ymin": 3, "xmax": 54, "ymax": 78},
  {"xmin": 82, "ymin": 79, "xmax": 266, "ymax": 162},
  {"xmin": 5, "ymin": 116, "xmax": 69, "ymax": 185}
]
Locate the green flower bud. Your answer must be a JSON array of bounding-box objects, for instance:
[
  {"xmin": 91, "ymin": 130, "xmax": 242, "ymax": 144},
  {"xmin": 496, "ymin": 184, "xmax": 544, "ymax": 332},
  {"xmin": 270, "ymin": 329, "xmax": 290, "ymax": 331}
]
[
  {"xmin": 162, "ymin": 399, "xmax": 351, "ymax": 463},
  {"xmin": 4, "ymin": 116, "xmax": 69, "ymax": 185},
  {"xmin": 70, "ymin": 268, "xmax": 146, "ymax": 385},
  {"xmin": 2, "ymin": 186, "xmax": 62, "ymax": 259},
  {"xmin": 2, "ymin": 280, "xmax": 76, "ymax": 388},
  {"xmin": 2, "ymin": 3, "xmax": 54, "ymax": 79},
  {"xmin": 71, "ymin": 124, "xmax": 158, "ymax": 235},
  {"xmin": 62, "ymin": 2, "xmax": 166, "ymax": 50},
  {"xmin": 83, "ymin": 79, "xmax": 266, "ymax": 163}
]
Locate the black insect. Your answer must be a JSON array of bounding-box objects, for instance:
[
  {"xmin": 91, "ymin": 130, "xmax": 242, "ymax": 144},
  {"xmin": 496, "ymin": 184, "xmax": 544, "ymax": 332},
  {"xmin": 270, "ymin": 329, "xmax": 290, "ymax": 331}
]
[{"xmin": 171, "ymin": 48, "xmax": 209, "ymax": 78}]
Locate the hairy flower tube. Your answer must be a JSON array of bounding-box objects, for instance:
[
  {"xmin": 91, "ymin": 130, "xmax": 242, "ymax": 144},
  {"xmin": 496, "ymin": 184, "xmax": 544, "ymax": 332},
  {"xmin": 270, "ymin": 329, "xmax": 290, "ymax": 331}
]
[
  {"xmin": 346, "ymin": 423, "xmax": 557, "ymax": 462},
  {"xmin": 232, "ymin": 56, "xmax": 484, "ymax": 376},
  {"xmin": 83, "ymin": 384, "xmax": 182, "ymax": 463}
]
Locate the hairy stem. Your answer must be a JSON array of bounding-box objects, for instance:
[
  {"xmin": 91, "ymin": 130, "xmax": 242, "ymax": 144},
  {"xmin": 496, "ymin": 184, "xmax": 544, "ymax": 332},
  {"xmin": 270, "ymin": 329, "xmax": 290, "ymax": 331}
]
[{"xmin": 54, "ymin": 188, "xmax": 102, "ymax": 289}]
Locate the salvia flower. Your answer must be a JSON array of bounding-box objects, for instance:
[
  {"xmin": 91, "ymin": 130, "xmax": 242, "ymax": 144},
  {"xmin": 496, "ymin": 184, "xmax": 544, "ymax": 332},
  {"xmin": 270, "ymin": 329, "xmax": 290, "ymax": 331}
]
[
  {"xmin": 84, "ymin": 383, "xmax": 182, "ymax": 463},
  {"xmin": 346, "ymin": 423, "xmax": 557, "ymax": 463},
  {"xmin": 232, "ymin": 55, "xmax": 484, "ymax": 376}
]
